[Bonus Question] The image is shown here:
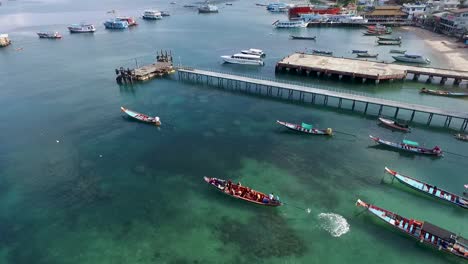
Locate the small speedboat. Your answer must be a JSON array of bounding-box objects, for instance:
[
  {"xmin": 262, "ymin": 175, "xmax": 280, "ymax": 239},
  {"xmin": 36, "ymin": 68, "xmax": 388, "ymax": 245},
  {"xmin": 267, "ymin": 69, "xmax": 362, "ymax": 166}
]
[
  {"xmin": 37, "ymin": 32, "xmax": 62, "ymax": 39},
  {"xmin": 121, "ymin": 106, "xmax": 161, "ymax": 126},
  {"xmin": 68, "ymin": 23, "xmax": 96, "ymax": 33},
  {"xmin": 420, "ymin": 88, "xmax": 468, "ymax": 97},
  {"xmin": 198, "ymin": 3, "xmax": 219, "ymax": 13},
  {"xmin": 357, "ymin": 53, "xmax": 378, "ymax": 58},
  {"xmin": 378, "ymin": 117, "xmax": 410, "ymax": 132},
  {"xmin": 276, "ymin": 120, "xmax": 333, "ymax": 135},
  {"xmin": 240, "ymin": 48, "xmax": 265, "ymax": 57},
  {"xmin": 352, "ymin": 50, "xmax": 368, "ymax": 54},
  {"xmin": 204, "ymin": 177, "xmax": 282, "ymax": 207},
  {"xmin": 290, "ymin": 35, "xmax": 316, "ymax": 40},
  {"xmin": 312, "ymin": 49, "xmax": 332, "ymax": 55},
  {"xmin": 454, "ymin": 133, "xmax": 468, "ymax": 141},
  {"xmin": 393, "ymin": 54, "xmax": 430, "ymax": 64}
]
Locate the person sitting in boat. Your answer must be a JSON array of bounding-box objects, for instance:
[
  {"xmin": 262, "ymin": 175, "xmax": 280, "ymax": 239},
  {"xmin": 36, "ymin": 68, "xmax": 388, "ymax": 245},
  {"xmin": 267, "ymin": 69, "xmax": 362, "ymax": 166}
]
[
  {"xmin": 269, "ymin": 193, "xmax": 274, "ymax": 200},
  {"xmin": 433, "ymin": 146, "xmax": 441, "ymax": 154},
  {"xmin": 154, "ymin": 116, "xmax": 161, "ymax": 126}
]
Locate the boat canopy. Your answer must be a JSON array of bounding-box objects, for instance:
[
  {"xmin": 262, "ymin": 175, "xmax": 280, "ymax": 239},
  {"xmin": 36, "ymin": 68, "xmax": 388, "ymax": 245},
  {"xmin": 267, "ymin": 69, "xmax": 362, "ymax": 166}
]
[
  {"xmin": 403, "ymin": 139, "xmax": 419, "ymax": 146},
  {"xmin": 302, "ymin": 123, "xmax": 313, "ymax": 129},
  {"xmin": 421, "ymin": 222, "xmax": 456, "ymax": 241}
]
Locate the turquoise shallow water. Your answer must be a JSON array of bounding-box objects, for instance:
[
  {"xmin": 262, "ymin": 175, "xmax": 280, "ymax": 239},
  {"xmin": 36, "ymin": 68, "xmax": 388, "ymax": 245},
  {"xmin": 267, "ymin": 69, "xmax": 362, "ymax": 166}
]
[{"xmin": 1, "ymin": 1, "xmax": 467, "ymax": 263}]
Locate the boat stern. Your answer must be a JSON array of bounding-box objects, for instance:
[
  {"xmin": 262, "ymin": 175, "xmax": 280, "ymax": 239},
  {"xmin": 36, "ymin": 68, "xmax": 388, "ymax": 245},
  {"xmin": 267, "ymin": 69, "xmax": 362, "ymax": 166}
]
[{"xmin": 356, "ymin": 199, "xmax": 369, "ymax": 208}]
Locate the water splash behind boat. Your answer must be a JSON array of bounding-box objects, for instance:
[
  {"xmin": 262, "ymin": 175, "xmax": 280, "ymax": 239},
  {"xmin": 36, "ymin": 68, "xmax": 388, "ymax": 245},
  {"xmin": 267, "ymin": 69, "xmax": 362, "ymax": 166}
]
[{"xmin": 318, "ymin": 213, "xmax": 350, "ymax": 237}]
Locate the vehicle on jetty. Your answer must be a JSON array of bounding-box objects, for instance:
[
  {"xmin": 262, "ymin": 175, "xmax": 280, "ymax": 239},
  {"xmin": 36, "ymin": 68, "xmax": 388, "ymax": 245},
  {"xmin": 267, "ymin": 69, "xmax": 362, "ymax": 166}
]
[
  {"xmin": 356, "ymin": 199, "xmax": 468, "ymax": 260},
  {"xmin": 378, "ymin": 36, "xmax": 401, "ymax": 41},
  {"xmin": 116, "ymin": 17, "xmax": 138, "ymax": 26},
  {"xmin": 357, "ymin": 53, "xmax": 378, "ymax": 58},
  {"xmin": 0, "ymin": 34, "xmax": 11, "ymax": 47},
  {"xmin": 198, "ymin": 3, "xmax": 219, "ymax": 13},
  {"xmin": 384, "ymin": 167, "xmax": 468, "ymax": 209},
  {"xmin": 390, "ymin": 49, "xmax": 406, "ymax": 54},
  {"xmin": 121, "ymin": 106, "xmax": 161, "ymax": 126},
  {"xmin": 37, "ymin": 32, "xmax": 62, "ymax": 39},
  {"xmin": 204, "ymin": 177, "xmax": 282, "ymax": 207},
  {"xmin": 377, "ymin": 40, "xmax": 401, "ymax": 45},
  {"xmin": 266, "ymin": 2, "xmax": 289, "ymax": 12},
  {"xmin": 142, "ymin": 10, "xmax": 162, "ymax": 20},
  {"xmin": 276, "ymin": 120, "xmax": 333, "ymax": 135},
  {"xmin": 67, "ymin": 23, "xmax": 96, "ymax": 33},
  {"xmin": 369, "ymin": 135, "xmax": 442, "ymax": 156},
  {"xmin": 378, "ymin": 117, "xmax": 410, "ymax": 132},
  {"xmin": 104, "ymin": 19, "xmax": 129, "ymax": 29},
  {"xmin": 312, "ymin": 49, "xmax": 332, "ymax": 55},
  {"xmin": 393, "ymin": 54, "xmax": 430, "ymax": 64},
  {"xmin": 352, "ymin": 50, "xmax": 368, "ymax": 53},
  {"xmin": 273, "ymin": 20, "xmax": 308, "ymax": 28},
  {"xmin": 290, "ymin": 35, "xmax": 316, "ymax": 40},
  {"xmin": 455, "ymin": 133, "xmax": 468, "ymax": 141},
  {"xmin": 420, "ymin": 88, "xmax": 468, "ymax": 97},
  {"xmin": 221, "ymin": 53, "xmax": 264, "ymax": 66},
  {"xmin": 241, "ymin": 48, "xmax": 265, "ymax": 57}
]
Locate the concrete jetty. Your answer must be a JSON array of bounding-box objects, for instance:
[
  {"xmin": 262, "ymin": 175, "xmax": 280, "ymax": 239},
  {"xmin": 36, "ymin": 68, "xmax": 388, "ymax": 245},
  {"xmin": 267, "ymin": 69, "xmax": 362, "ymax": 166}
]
[
  {"xmin": 115, "ymin": 51, "xmax": 174, "ymax": 84},
  {"xmin": 177, "ymin": 68, "xmax": 468, "ymax": 131},
  {"xmin": 276, "ymin": 53, "xmax": 468, "ymax": 85}
]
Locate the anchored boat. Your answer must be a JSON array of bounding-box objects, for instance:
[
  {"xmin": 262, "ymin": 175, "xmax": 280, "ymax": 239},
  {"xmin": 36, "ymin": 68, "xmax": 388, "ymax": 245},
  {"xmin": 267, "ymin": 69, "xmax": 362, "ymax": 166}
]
[
  {"xmin": 276, "ymin": 120, "xmax": 333, "ymax": 135},
  {"xmin": 420, "ymin": 88, "xmax": 468, "ymax": 97},
  {"xmin": 393, "ymin": 54, "xmax": 430, "ymax": 64},
  {"xmin": 240, "ymin": 48, "xmax": 265, "ymax": 57},
  {"xmin": 390, "ymin": 49, "xmax": 406, "ymax": 54},
  {"xmin": 273, "ymin": 20, "xmax": 308, "ymax": 28},
  {"xmin": 352, "ymin": 50, "xmax": 368, "ymax": 54},
  {"xmin": 357, "ymin": 53, "xmax": 378, "ymax": 58},
  {"xmin": 37, "ymin": 32, "xmax": 62, "ymax": 39},
  {"xmin": 369, "ymin": 135, "xmax": 442, "ymax": 156},
  {"xmin": 377, "ymin": 40, "xmax": 401, "ymax": 45},
  {"xmin": 68, "ymin": 23, "xmax": 96, "ymax": 33},
  {"xmin": 198, "ymin": 3, "xmax": 219, "ymax": 13},
  {"xmin": 104, "ymin": 19, "xmax": 129, "ymax": 29},
  {"xmin": 384, "ymin": 167, "xmax": 468, "ymax": 209},
  {"xmin": 121, "ymin": 106, "xmax": 161, "ymax": 126},
  {"xmin": 0, "ymin": 34, "xmax": 12, "ymax": 47},
  {"xmin": 377, "ymin": 36, "xmax": 401, "ymax": 41},
  {"xmin": 455, "ymin": 133, "xmax": 468, "ymax": 141},
  {"xmin": 356, "ymin": 199, "xmax": 468, "ymax": 260},
  {"xmin": 116, "ymin": 17, "xmax": 138, "ymax": 26},
  {"xmin": 221, "ymin": 53, "xmax": 264, "ymax": 66},
  {"xmin": 204, "ymin": 177, "xmax": 282, "ymax": 207},
  {"xmin": 312, "ymin": 49, "xmax": 332, "ymax": 55},
  {"xmin": 143, "ymin": 10, "xmax": 162, "ymax": 20},
  {"xmin": 378, "ymin": 117, "xmax": 410, "ymax": 132},
  {"xmin": 290, "ymin": 35, "xmax": 316, "ymax": 40}
]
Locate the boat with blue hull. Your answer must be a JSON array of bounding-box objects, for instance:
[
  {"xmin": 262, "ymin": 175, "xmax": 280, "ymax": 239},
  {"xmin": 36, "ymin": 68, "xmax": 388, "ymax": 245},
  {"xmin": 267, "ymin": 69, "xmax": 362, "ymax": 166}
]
[
  {"xmin": 384, "ymin": 167, "xmax": 468, "ymax": 209},
  {"xmin": 104, "ymin": 19, "xmax": 129, "ymax": 29},
  {"xmin": 369, "ymin": 135, "xmax": 442, "ymax": 156},
  {"xmin": 356, "ymin": 199, "xmax": 468, "ymax": 260}
]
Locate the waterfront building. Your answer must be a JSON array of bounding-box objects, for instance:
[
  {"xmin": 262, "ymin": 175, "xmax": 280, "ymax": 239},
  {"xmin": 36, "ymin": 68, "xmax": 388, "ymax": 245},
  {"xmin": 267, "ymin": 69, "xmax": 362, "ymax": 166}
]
[
  {"xmin": 364, "ymin": 6, "xmax": 409, "ymax": 23},
  {"xmin": 402, "ymin": 3, "xmax": 427, "ymax": 19},
  {"xmin": 426, "ymin": 0, "xmax": 460, "ymax": 12},
  {"xmin": 438, "ymin": 8, "xmax": 468, "ymax": 34}
]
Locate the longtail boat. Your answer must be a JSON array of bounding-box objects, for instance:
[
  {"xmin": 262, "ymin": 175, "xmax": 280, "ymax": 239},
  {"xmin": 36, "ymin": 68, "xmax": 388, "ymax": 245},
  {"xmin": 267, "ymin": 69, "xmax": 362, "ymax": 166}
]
[
  {"xmin": 384, "ymin": 167, "xmax": 468, "ymax": 209},
  {"xmin": 455, "ymin": 133, "xmax": 468, "ymax": 141},
  {"xmin": 369, "ymin": 135, "xmax": 442, "ymax": 156},
  {"xmin": 377, "ymin": 36, "xmax": 401, "ymax": 41},
  {"xmin": 121, "ymin": 106, "xmax": 161, "ymax": 126},
  {"xmin": 357, "ymin": 53, "xmax": 378, "ymax": 58},
  {"xmin": 312, "ymin": 49, "xmax": 333, "ymax": 55},
  {"xmin": 390, "ymin": 49, "xmax": 406, "ymax": 54},
  {"xmin": 378, "ymin": 117, "xmax": 410, "ymax": 132},
  {"xmin": 352, "ymin": 50, "xmax": 368, "ymax": 54},
  {"xmin": 420, "ymin": 88, "xmax": 468, "ymax": 97},
  {"xmin": 276, "ymin": 120, "xmax": 333, "ymax": 135},
  {"xmin": 203, "ymin": 177, "xmax": 282, "ymax": 207},
  {"xmin": 290, "ymin": 35, "xmax": 316, "ymax": 40},
  {"xmin": 356, "ymin": 199, "xmax": 468, "ymax": 260},
  {"xmin": 377, "ymin": 40, "xmax": 401, "ymax": 45}
]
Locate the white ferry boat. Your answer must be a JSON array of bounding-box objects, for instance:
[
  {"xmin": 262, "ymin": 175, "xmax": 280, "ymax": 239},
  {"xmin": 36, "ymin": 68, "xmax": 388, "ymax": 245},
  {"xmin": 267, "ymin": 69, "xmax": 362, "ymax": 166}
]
[
  {"xmin": 143, "ymin": 10, "xmax": 162, "ymax": 20},
  {"xmin": 392, "ymin": 54, "xmax": 430, "ymax": 64},
  {"xmin": 199, "ymin": 4, "xmax": 219, "ymax": 13},
  {"xmin": 67, "ymin": 23, "xmax": 96, "ymax": 33},
  {"xmin": 241, "ymin": 48, "xmax": 265, "ymax": 57},
  {"xmin": 221, "ymin": 54, "xmax": 264, "ymax": 66},
  {"xmin": 273, "ymin": 20, "xmax": 308, "ymax": 28}
]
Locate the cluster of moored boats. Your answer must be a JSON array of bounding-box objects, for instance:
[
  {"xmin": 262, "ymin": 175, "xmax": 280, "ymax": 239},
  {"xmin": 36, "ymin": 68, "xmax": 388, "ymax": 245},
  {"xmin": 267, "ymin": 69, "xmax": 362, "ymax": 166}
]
[{"xmin": 120, "ymin": 100, "xmax": 468, "ymax": 260}]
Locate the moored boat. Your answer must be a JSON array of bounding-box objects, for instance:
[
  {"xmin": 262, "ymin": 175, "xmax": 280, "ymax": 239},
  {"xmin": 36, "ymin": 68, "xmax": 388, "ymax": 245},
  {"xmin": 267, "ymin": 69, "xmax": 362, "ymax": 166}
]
[
  {"xmin": 221, "ymin": 53, "xmax": 264, "ymax": 66},
  {"xmin": 273, "ymin": 20, "xmax": 308, "ymax": 28},
  {"xmin": 420, "ymin": 88, "xmax": 468, "ymax": 97},
  {"xmin": 312, "ymin": 49, "xmax": 332, "ymax": 55},
  {"xmin": 454, "ymin": 133, "xmax": 468, "ymax": 141},
  {"xmin": 276, "ymin": 120, "xmax": 333, "ymax": 135},
  {"xmin": 204, "ymin": 177, "xmax": 282, "ymax": 207},
  {"xmin": 352, "ymin": 50, "xmax": 368, "ymax": 53},
  {"xmin": 356, "ymin": 199, "xmax": 468, "ymax": 260},
  {"xmin": 378, "ymin": 36, "xmax": 401, "ymax": 41},
  {"xmin": 267, "ymin": 2, "xmax": 288, "ymax": 12},
  {"xmin": 369, "ymin": 135, "xmax": 442, "ymax": 156},
  {"xmin": 37, "ymin": 32, "xmax": 62, "ymax": 39},
  {"xmin": 198, "ymin": 3, "xmax": 219, "ymax": 13},
  {"xmin": 384, "ymin": 167, "xmax": 468, "ymax": 209},
  {"xmin": 121, "ymin": 106, "xmax": 161, "ymax": 126},
  {"xmin": 116, "ymin": 16, "xmax": 138, "ymax": 26},
  {"xmin": 290, "ymin": 35, "xmax": 316, "ymax": 40},
  {"xmin": 104, "ymin": 19, "xmax": 129, "ymax": 29},
  {"xmin": 377, "ymin": 40, "xmax": 401, "ymax": 45},
  {"xmin": 240, "ymin": 48, "xmax": 265, "ymax": 57},
  {"xmin": 0, "ymin": 34, "xmax": 12, "ymax": 47},
  {"xmin": 390, "ymin": 49, "xmax": 406, "ymax": 54},
  {"xmin": 393, "ymin": 54, "xmax": 430, "ymax": 64},
  {"xmin": 67, "ymin": 23, "xmax": 96, "ymax": 33},
  {"xmin": 357, "ymin": 53, "xmax": 378, "ymax": 58},
  {"xmin": 143, "ymin": 10, "xmax": 162, "ymax": 20},
  {"xmin": 378, "ymin": 117, "xmax": 410, "ymax": 132}
]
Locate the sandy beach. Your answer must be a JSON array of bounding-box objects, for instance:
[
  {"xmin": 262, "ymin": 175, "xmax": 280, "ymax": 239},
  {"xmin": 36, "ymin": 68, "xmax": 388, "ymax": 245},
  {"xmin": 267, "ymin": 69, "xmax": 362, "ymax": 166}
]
[{"xmin": 402, "ymin": 26, "xmax": 468, "ymax": 70}]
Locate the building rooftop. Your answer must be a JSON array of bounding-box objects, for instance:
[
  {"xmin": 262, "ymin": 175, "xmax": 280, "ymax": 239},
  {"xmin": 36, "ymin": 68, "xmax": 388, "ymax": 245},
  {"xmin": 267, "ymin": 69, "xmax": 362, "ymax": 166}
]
[
  {"xmin": 374, "ymin": 5, "xmax": 402, "ymax": 10},
  {"xmin": 366, "ymin": 9, "xmax": 408, "ymax": 16}
]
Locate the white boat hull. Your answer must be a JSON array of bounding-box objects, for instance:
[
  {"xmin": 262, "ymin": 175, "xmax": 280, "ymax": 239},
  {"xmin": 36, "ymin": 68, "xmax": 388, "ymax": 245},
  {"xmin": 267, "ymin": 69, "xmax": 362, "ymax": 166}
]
[
  {"xmin": 221, "ymin": 56, "xmax": 264, "ymax": 66},
  {"xmin": 392, "ymin": 56, "xmax": 430, "ymax": 64}
]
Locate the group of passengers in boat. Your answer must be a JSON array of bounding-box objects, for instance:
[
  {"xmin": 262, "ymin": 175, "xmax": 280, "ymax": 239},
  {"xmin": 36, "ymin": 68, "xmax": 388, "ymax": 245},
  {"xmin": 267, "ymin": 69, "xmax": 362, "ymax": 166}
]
[{"xmin": 221, "ymin": 180, "xmax": 280, "ymax": 204}]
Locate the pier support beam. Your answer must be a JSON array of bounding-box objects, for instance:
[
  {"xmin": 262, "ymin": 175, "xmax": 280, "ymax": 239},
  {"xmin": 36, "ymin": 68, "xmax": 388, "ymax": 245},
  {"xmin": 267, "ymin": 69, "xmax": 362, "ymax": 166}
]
[
  {"xmin": 364, "ymin": 102, "xmax": 369, "ymax": 114},
  {"xmin": 311, "ymin": 94, "xmax": 316, "ymax": 104},
  {"xmin": 375, "ymin": 79, "xmax": 380, "ymax": 85},
  {"xmin": 339, "ymin": 75, "xmax": 343, "ymax": 80},
  {"xmin": 440, "ymin": 77, "xmax": 447, "ymax": 85},
  {"xmin": 444, "ymin": 116, "xmax": 452, "ymax": 128},
  {"xmin": 323, "ymin": 96, "xmax": 328, "ymax": 106},
  {"xmin": 410, "ymin": 110, "xmax": 416, "ymax": 122},
  {"xmin": 454, "ymin": 78, "xmax": 462, "ymax": 86},
  {"xmin": 351, "ymin": 100, "xmax": 356, "ymax": 111},
  {"xmin": 413, "ymin": 74, "xmax": 420, "ymax": 81},
  {"xmin": 426, "ymin": 75, "xmax": 434, "ymax": 84},
  {"xmin": 394, "ymin": 107, "xmax": 400, "ymax": 119},
  {"xmin": 462, "ymin": 119, "xmax": 468, "ymax": 131},
  {"xmin": 362, "ymin": 78, "xmax": 367, "ymax": 84},
  {"xmin": 338, "ymin": 98, "xmax": 342, "ymax": 108},
  {"xmin": 427, "ymin": 113, "xmax": 434, "ymax": 125},
  {"xmin": 378, "ymin": 105, "xmax": 383, "ymax": 116}
]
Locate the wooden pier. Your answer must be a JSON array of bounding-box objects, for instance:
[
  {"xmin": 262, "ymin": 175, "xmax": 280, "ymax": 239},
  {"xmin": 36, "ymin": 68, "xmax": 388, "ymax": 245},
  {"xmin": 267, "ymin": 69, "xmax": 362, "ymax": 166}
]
[
  {"xmin": 115, "ymin": 51, "xmax": 174, "ymax": 84},
  {"xmin": 276, "ymin": 53, "xmax": 468, "ymax": 86},
  {"xmin": 177, "ymin": 68, "xmax": 468, "ymax": 131}
]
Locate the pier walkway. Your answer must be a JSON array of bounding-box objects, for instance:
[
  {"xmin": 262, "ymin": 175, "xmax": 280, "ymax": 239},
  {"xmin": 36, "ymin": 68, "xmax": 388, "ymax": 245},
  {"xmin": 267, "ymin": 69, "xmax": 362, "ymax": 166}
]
[
  {"xmin": 276, "ymin": 53, "xmax": 468, "ymax": 85},
  {"xmin": 177, "ymin": 68, "xmax": 468, "ymax": 131}
]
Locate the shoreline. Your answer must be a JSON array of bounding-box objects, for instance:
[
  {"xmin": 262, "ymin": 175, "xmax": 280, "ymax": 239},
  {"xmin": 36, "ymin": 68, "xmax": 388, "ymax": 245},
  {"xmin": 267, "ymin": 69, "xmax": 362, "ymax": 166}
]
[{"xmin": 401, "ymin": 26, "xmax": 468, "ymax": 70}]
